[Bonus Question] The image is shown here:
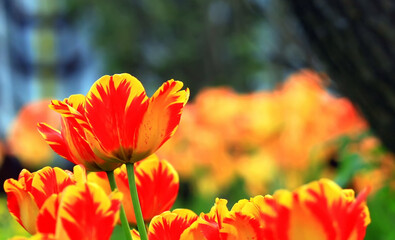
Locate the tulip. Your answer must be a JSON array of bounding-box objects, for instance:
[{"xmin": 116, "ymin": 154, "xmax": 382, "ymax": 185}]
[
  {"xmin": 3, "ymin": 167, "xmax": 78, "ymax": 234},
  {"xmin": 88, "ymin": 154, "xmax": 179, "ymax": 224},
  {"xmin": 10, "ymin": 182, "xmax": 122, "ymax": 240},
  {"xmin": 38, "ymin": 73, "xmax": 189, "ymax": 172}
]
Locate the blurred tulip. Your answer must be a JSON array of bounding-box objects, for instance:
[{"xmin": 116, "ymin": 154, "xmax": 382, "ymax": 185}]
[
  {"xmin": 38, "ymin": 73, "xmax": 189, "ymax": 171},
  {"xmin": 3, "ymin": 166, "xmax": 84, "ymax": 234},
  {"xmin": 158, "ymin": 69, "xmax": 368, "ymax": 195},
  {"xmin": 88, "ymin": 154, "xmax": 179, "ymax": 224},
  {"xmin": 7, "ymin": 100, "xmax": 60, "ymax": 169}
]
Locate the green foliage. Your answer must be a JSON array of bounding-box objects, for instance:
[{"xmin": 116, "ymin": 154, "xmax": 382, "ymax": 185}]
[
  {"xmin": 365, "ymin": 185, "xmax": 395, "ymax": 240},
  {"xmin": 0, "ymin": 196, "xmax": 30, "ymax": 240},
  {"xmin": 67, "ymin": 0, "xmax": 275, "ymax": 95}
]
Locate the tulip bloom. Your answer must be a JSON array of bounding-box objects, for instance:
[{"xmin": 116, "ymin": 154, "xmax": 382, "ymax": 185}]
[
  {"xmin": 38, "ymin": 73, "xmax": 189, "ymax": 171},
  {"xmin": 88, "ymin": 154, "xmax": 179, "ymax": 224},
  {"xmin": 274, "ymin": 179, "xmax": 371, "ymax": 240},
  {"xmin": 11, "ymin": 182, "xmax": 122, "ymax": 240},
  {"xmin": 131, "ymin": 209, "xmax": 198, "ymax": 240},
  {"xmin": 131, "ymin": 179, "xmax": 370, "ymax": 240},
  {"xmin": 3, "ymin": 167, "xmax": 78, "ymax": 234},
  {"xmin": 231, "ymin": 179, "xmax": 370, "ymax": 240},
  {"xmin": 180, "ymin": 198, "xmax": 230, "ymax": 239}
]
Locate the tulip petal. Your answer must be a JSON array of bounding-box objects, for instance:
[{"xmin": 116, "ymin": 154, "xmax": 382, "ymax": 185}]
[
  {"xmin": 63, "ymin": 94, "xmax": 86, "ymax": 113},
  {"xmin": 180, "ymin": 217, "xmax": 221, "ymax": 240},
  {"xmin": 135, "ymin": 80, "xmax": 189, "ymax": 160},
  {"xmin": 4, "ymin": 178, "xmax": 39, "ymax": 234},
  {"xmin": 37, "ymin": 123, "xmax": 72, "ymax": 162},
  {"xmin": 85, "ymin": 74, "xmax": 148, "ymax": 161},
  {"xmin": 135, "ymin": 155, "xmax": 179, "ymax": 221},
  {"xmin": 30, "ymin": 167, "xmax": 75, "ymax": 208},
  {"xmin": 91, "ymin": 155, "xmax": 179, "ymax": 224},
  {"xmin": 148, "ymin": 209, "xmax": 198, "ymax": 240},
  {"xmin": 49, "ymin": 95, "xmax": 88, "ymax": 130},
  {"xmin": 130, "ymin": 229, "xmax": 141, "ymax": 240},
  {"xmin": 221, "ymin": 212, "xmax": 264, "ymax": 240},
  {"xmin": 61, "ymin": 117, "xmax": 120, "ymax": 171},
  {"xmin": 203, "ymin": 198, "xmax": 230, "ymax": 228},
  {"xmin": 56, "ymin": 182, "xmax": 122, "ymax": 240},
  {"xmin": 36, "ymin": 194, "xmax": 61, "ymax": 235}
]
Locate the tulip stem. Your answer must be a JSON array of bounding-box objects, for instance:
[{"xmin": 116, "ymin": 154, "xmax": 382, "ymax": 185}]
[
  {"xmin": 126, "ymin": 163, "xmax": 148, "ymax": 240},
  {"xmin": 107, "ymin": 171, "xmax": 133, "ymax": 240}
]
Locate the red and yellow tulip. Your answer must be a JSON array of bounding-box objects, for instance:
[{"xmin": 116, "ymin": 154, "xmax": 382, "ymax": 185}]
[
  {"xmin": 131, "ymin": 209, "xmax": 198, "ymax": 240},
  {"xmin": 130, "ymin": 179, "xmax": 369, "ymax": 240},
  {"xmin": 88, "ymin": 154, "xmax": 179, "ymax": 224},
  {"xmin": 3, "ymin": 166, "xmax": 78, "ymax": 234},
  {"xmin": 10, "ymin": 182, "xmax": 122, "ymax": 240},
  {"xmin": 273, "ymin": 179, "xmax": 371, "ymax": 240},
  {"xmin": 229, "ymin": 179, "xmax": 371, "ymax": 240},
  {"xmin": 38, "ymin": 74, "xmax": 189, "ymax": 172}
]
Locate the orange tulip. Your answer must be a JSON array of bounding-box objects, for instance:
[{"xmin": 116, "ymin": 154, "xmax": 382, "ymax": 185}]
[
  {"xmin": 38, "ymin": 73, "xmax": 189, "ymax": 171},
  {"xmin": 3, "ymin": 166, "xmax": 79, "ymax": 234},
  {"xmin": 7, "ymin": 100, "xmax": 60, "ymax": 169},
  {"xmin": 88, "ymin": 154, "xmax": 179, "ymax": 224}
]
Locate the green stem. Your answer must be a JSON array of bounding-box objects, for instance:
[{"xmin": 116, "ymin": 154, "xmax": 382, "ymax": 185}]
[
  {"xmin": 126, "ymin": 163, "xmax": 148, "ymax": 240},
  {"xmin": 106, "ymin": 171, "xmax": 133, "ymax": 240}
]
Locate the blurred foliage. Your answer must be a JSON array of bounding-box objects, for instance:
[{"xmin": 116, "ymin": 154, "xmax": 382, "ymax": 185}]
[
  {"xmin": 63, "ymin": 0, "xmax": 309, "ymax": 95},
  {"xmin": 365, "ymin": 185, "xmax": 395, "ymax": 240},
  {"xmin": 0, "ymin": 196, "xmax": 30, "ymax": 239},
  {"xmin": 92, "ymin": 0, "xmax": 264, "ymax": 93}
]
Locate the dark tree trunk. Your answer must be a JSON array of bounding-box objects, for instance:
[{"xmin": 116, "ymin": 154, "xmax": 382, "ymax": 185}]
[{"xmin": 285, "ymin": 0, "xmax": 395, "ymax": 153}]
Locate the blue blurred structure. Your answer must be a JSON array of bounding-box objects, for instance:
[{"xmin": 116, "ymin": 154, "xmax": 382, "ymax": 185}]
[{"xmin": 0, "ymin": 0, "xmax": 101, "ymax": 138}]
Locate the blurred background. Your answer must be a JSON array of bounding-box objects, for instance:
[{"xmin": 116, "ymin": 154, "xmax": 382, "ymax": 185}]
[{"xmin": 0, "ymin": 0, "xmax": 394, "ymax": 239}]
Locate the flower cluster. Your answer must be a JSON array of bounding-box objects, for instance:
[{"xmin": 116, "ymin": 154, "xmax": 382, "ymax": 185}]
[
  {"xmin": 156, "ymin": 70, "xmax": 372, "ymax": 195},
  {"xmin": 3, "ymin": 73, "xmax": 372, "ymax": 239},
  {"xmin": 131, "ymin": 179, "xmax": 370, "ymax": 240},
  {"xmin": 4, "ymin": 165, "xmax": 122, "ymax": 239}
]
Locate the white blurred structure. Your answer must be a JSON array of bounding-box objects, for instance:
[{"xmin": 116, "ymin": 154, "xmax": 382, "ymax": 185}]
[{"xmin": 0, "ymin": 0, "xmax": 101, "ymax": 138}]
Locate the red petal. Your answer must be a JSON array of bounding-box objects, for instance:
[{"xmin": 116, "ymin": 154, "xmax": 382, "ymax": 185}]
[{"xmin": 85, "ymin": 74, "xmax": 148, "ymax": 160}]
